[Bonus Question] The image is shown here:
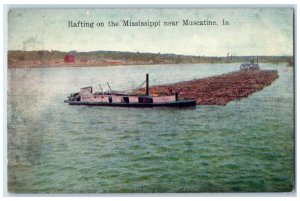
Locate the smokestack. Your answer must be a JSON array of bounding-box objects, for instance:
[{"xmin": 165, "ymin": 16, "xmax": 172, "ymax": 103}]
[{"xmin": 146, "ymin": 74, "xmax": 149, "ymax": 96}]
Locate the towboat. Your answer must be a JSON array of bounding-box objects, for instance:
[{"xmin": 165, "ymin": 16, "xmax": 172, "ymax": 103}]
[
  {"xmin": 240, "ymin": 63, "xmax": 260, "ymax": 70},
  {"xmin": 64, "ymin": 74, "xmax": 196, "ymax": 108},
  {"xmin": 240, "ymin": 57, "xmax": 260, "ymax": 70}
]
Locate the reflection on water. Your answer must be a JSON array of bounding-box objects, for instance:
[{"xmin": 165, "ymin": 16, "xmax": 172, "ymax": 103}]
[{"xmin": 7, "ymin": 63, "xmax": 294, "ymax": 193}]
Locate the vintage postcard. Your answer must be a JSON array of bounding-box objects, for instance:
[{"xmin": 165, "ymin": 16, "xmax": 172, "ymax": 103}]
[{"xmin": 6, "ymin": 7, "xmax": 294, "ymax": 193}]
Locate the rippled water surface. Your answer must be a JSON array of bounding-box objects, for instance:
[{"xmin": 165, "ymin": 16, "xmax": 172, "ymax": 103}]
[{"xmin": 7, "ymin": 63, "xmax": 294, "ymax": 193}]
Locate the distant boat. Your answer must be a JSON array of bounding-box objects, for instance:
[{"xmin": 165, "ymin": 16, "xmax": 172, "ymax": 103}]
[
  {"xmin": 240, "ymin": 57, "xmax": 260, "ymax": 70},
  {"xmin": 64, "ymin": 74, "xmax": 196, "ymax": 108}
]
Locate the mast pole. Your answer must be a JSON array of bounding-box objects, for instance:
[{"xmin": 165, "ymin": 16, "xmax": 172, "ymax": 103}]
[
  {"xmin": 99, "ymin": 84, "xmax": 104, "ymax": 95},
  {"xmin": 146, "ymin": 74, "xmax": 149, "ymax": 96},
  {"xmin": 107, "ymin": 82, "xmax": 112, "ymax": 92}
]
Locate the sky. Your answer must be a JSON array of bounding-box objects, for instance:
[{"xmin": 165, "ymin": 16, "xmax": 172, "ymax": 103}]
[{"xmin": 7, "ymin": 8, "xmax": 294, "ymax": 56}]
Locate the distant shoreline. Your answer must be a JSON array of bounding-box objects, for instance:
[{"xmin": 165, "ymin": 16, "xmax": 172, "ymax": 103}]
[
  {"xmin": 8, "ymin": 60, "xmax": 161, "ymax": 68},
  {"xmin": 8, "ymin": 50, "xmax": 293, "ymax": 68},
  {"xmin": 9, "ymin": 60, "xmax": 209, "ymax": 68},
  {"xmin": 7, "ymin": 61, "xmax": 293, "ymax": 69}
]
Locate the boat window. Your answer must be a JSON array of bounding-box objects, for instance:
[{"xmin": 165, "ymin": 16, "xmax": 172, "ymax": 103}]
[
  {"xmin": 146, "ymin": 98, "xmax": 153, "ymax": 103},
  {"xmin": 122, "ymin": 97, "xmax": 129, "ymax": 103},
  {"xmin": 109, "ymin": 96, "xmax": 112, "ymax": 103},
  {"xmin": 138, "ymin": 97, "xmax": 153, "ymax": 103}
]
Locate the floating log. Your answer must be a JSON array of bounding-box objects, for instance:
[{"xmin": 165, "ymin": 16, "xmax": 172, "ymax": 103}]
[{"xmin": 138, "ymin": 70, "xmax": 279, "ymax": 105}]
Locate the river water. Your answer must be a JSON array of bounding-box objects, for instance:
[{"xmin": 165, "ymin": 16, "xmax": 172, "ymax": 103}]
[{"xmin": 7, "ymin": 63, "xmax": 294, "ymax": 193}]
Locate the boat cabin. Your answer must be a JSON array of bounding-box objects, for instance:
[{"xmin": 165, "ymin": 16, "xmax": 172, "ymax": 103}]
[{"xmin": 78, "ymin": 86, "xmax": 177, "ymax": 104}]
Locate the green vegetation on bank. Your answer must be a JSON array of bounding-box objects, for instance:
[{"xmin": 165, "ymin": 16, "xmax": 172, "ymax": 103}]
[{"xmin": 8, "ymin": 50, "xmax": 293, "ymax": 68}]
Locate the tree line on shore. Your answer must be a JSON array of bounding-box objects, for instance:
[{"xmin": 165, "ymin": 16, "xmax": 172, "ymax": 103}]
[{"xmin": 8, "ymin": 50, "xmax": 293, "ymax": 67}]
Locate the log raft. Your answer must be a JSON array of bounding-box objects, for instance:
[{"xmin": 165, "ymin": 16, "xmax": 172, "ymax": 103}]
[{"xmin": 138, "ymin": 70, "xmax": 279, "ymax": 105}]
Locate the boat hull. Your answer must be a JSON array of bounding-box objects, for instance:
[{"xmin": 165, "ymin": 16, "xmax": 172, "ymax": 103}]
[{"xmin": 64, "ymin": 99, "xmax": 196, "ymax": 108}]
